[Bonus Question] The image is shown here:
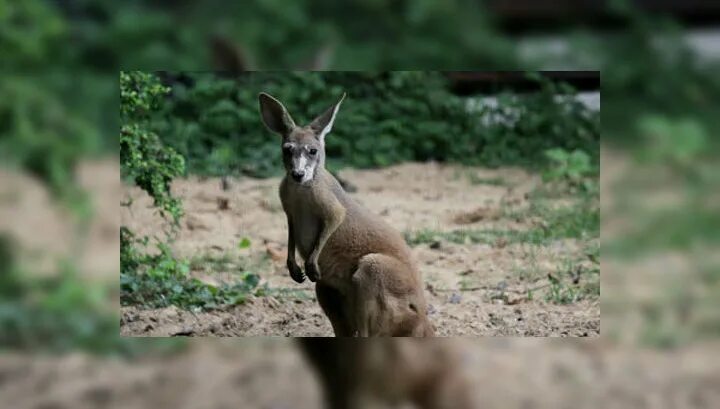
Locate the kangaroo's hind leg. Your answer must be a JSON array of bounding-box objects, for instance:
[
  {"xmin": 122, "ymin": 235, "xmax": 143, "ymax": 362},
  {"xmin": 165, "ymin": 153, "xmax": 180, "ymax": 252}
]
[
  {"xmin": 316, "ymin": 283, "xmax": 354, "ymax": 337},
  {"xmin": 351, "ymin": 253, "xmax": 420, "ymax": 337}
]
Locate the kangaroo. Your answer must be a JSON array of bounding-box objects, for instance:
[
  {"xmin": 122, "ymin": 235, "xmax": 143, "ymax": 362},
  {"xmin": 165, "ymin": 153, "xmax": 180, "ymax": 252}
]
[
  {"xmin": 298, "ymin": 338, "xmax": 476, "ymax": 409},
  {"xmin": 258, "ymin": 92, "xmax": 434, "ymax": 337}
]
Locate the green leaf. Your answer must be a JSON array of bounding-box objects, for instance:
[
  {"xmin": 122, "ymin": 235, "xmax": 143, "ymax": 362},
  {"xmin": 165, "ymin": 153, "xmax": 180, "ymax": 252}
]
[{"xmin": 238, "ymin": 237, "xmax": 251, "ymax": 249}]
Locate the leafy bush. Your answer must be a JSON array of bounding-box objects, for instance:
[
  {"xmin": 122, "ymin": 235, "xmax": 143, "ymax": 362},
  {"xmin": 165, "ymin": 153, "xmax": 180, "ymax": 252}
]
[
  {"xmin": 120, "ymin": 73, "xmax": 260, "ymax": 311},
  {"xmin": 0, "ymin": 234, "xmax": 184, "ymax": 356},
  {"xmin": 120, "ymin": 228, "xmax": 259, "ymax": 311},
  {"xmin": 542, "ymin": 148, "xmax": 596, "ymax": 193},
  {"xmin": 546, "ymin": 263, "xmax": 600, "ymax": 305},
  {"xmin": 637, "ymin": 115, "xmax": 709, "ymax": 167},
  {"xmin": 581, "ymin": 6, "xmax": 720, "ymax": 147},
  {"xmin": 0, "ymin": 74, "xmax": 99, "ymax": 218},
  {"xmin": 152, "ymin": 71, "xmax": 599, "ymax": 177},
  {"xmin": 121, "ymin": 71, "xmax": 185, "ymax": 223}
]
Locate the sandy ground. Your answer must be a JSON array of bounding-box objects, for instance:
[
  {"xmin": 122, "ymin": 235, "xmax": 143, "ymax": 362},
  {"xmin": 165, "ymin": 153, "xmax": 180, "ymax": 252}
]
[
  {"xmin": 120, "ymin": 162, "xmax": 599, "ymax": 337},
  {"xmin": 2, "ymin": 339, "xmax": 720, "ymax": 409},
  {"xmin": 0, "ymin": 160, "xmax": 120, "ymax": 279},
  {"xmin": 3, "ymin": 156, "xmax": 720, "ymax": 408}
]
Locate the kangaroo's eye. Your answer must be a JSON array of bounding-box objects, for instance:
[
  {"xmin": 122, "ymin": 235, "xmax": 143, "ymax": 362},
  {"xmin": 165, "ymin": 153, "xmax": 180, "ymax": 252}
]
[{"xmin": 309, "ymin": 148, "xmax": 318, "ymax": 156}]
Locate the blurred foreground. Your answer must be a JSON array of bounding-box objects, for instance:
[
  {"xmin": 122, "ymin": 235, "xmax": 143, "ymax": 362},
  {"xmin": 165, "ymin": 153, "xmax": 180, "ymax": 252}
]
[
  {"xmin": 3, "ymin": 0, "xmax": 720, "ymax": 407},
  {"xmin": 2, "ymin": 338, "xmax": 720, "ymax": 408}
]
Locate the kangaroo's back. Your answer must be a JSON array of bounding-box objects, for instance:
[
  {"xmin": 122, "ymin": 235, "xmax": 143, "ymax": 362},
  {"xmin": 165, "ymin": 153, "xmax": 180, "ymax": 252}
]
[{"xmin": 319, "ymin": 169, "xmax": 415, "ymax": 265}]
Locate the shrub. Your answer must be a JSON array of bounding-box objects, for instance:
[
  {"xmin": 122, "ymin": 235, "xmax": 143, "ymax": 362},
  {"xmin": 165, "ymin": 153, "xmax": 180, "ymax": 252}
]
[
  {"xmin": 121, "ymin": 71, "xmax": 185, "ymax": 223},
  {"xmin": 120, "ymin": 228, "xmax": 259, "ymax": 311},
  {"xmin": 120, "ymin": 73, "xmax": 259, "ymax": 311},
  {"xmin": 152, "ymin": 71, "xmax": 599, "ymax": 177}
]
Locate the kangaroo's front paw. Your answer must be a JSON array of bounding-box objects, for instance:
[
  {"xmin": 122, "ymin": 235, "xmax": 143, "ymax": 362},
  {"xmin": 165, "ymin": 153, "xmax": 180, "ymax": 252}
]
[
  {"xmin": 305, "ymin": 260, "xmax": 321, "ymax": 282},
  {"xmin": 287, "ymin": 261, "xmax": 305, "ymax": 283}
]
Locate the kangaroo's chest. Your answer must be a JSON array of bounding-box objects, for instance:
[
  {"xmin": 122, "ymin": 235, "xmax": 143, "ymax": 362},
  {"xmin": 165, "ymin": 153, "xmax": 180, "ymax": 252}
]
[{"xmin": 288, "ymin": 193, "xmax": 321, "ymax": 260}]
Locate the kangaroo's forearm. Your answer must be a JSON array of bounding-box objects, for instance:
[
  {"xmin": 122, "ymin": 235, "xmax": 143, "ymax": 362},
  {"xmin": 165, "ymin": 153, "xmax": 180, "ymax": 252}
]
[
  {"xmin": 309, "ymin": 207, "xmax": 345, "ymax": 262},
  {"xmin": 285, "ymin": 215, "xmax": 306, "ymax": 283},
  {"xmin": 286, "ymin": 216, "xmax": 296, "ymax": 262}
]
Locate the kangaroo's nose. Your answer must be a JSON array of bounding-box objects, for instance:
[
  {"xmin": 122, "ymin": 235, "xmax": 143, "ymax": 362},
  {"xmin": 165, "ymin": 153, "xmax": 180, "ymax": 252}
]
[{"xmin": 291, "ymin": 170, "xmax": 305, "ymax": 181}]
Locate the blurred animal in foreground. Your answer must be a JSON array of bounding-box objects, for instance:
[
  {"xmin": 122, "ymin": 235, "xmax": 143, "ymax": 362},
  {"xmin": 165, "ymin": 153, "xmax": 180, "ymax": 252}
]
[
  {"xmin": 298, "ymin": 338, "xmax": 474, "ymax": 408},
  {"xmin": 259, "ymin": 92, "xmax": 434, "ymax": 336}
]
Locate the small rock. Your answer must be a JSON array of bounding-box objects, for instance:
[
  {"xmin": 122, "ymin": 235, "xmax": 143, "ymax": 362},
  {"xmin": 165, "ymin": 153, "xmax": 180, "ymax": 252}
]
[
  {"xmin": 185, "ymin": 214, "xmax": 209, "ymax": 231},
  {"xmin": 452, "ymin": 207, "xmax": 501, "ymax": 225},
  {"xmin": 217, "ymin": 197, "xmax": 230, "ymax": 210},
  {"xmin": 429, "ymin": 240, "xmax": 442, "ymax": 250},
  {"xmin": 221, "ymin": 176, "xmax": 231, "ymax": 191},
  {"xmin": 505, "ymin": 295, "xmax": 524, "ymax": 305},
  {"xmin": 266, "ymin": 244, "xmax": 287, "ymax": 263},
  {"xmin": 494, "ymin": 237, "xmax": 508, "ymax": 248},
  {"xmin": 171, "ymin": 327, "xmax": 195, "ymax": 336},
  {"xmin": 265, "ymin": 297, "xmax": 281, "ymax": 309},
  {"xmin": 159, "ymin": 306, "xmax": 180, "ymax": 320},
  {"xmin": 84, "ymin": 386, "xmax": 112, "ymax": 404},
  {"xmin": 448, "ymin": 293, "xmax": 462, "ymax": 304}
]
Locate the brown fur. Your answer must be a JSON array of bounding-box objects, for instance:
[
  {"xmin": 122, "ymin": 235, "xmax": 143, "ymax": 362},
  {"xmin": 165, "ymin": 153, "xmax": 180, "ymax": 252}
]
[
  {"xmin": 259, "ymin": 93, "xmax": 434, "ymax": 337},
  {"xmin": 298, "ymin": 338, "xmax": 475, "ymax": 408}
]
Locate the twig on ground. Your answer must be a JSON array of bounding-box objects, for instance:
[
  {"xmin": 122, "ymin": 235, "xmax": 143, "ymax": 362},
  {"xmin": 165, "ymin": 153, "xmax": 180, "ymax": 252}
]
[{"xmin": 434, "ymin": 283, "xmax": 552, "ymax": 293}]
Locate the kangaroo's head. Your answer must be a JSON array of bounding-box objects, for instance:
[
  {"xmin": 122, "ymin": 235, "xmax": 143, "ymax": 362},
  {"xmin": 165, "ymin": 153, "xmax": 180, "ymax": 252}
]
[{"xmin": 259, "ymin": 92, "xmax": 345, "ymax": 186}]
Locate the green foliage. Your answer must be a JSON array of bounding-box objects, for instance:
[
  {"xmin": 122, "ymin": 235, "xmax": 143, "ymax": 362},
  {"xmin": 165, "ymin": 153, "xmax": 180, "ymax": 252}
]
[
  {"xmin": 120, "ymin": 228, "xmax": 259, "ymax": 311},
  {"xmin": 0, "ymin": 0, "xmax": 66, "ymax": 70},
  {"xmin": 604, "ymin": 204, "xmax": 720, "ymax": 259},
  {"xmin": 152, "ymin": 71, "xmax": 599, "ymax": 177},
  {"xmin": 91, "ymin": 0, "xmax": 518, "ymax": 71},
  {"xmin": 585, "ymin": 6, "xmax": 720, "ymax": 146},
  {"xmin": 0, "ymin": 75, "xmax": 98, "ymax": 217},
  {"xmin": 0, "ymin": 234, "xmax": 185, "ymax": 356},
  {"xmin": 545, "ymin": 262, "xmax": 600, "ymax": 305},
  {"xmin": 0, "ymin": 1, "xmax": 117, "ymax": 213},
  {"xmin": 473, "ymin": 77, "xmax": 600, "ymax": 169},
  {"xmin": 637, "ymin": 115, "xmax": 709, "ymax": 167},
  {"xmin": 543, "ymin": 148, "xmax": 594, "ymax": 185},
  {"xmin": 238, "ymin": 237, "xmax": 252, "ymax": 249},
  {"xmin": 121, "ymin": 71, "xmax": 185, "ymax": 223},
  {"xmin": 406, "ymin": 196, "xmax": 599, "ymax": 247},
  {"xmin": 119, "ymin": 73, "xmax": 260, "ymax": 313}
]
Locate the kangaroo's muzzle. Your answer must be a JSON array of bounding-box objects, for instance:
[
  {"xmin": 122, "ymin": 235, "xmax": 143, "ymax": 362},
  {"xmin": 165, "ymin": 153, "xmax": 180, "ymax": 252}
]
[{"xmin": 291, "ymin": 170, "xmax": 305, "ymax": 182}]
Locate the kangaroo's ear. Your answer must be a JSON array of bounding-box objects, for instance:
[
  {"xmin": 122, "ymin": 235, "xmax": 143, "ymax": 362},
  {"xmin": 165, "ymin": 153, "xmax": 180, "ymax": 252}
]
[
  {"xmin": 259, "ymin": 93, "xmax": 296, "ymax": 135},
  {"xmin": 309, "ymin": 93, "xmax": 346, "ymax": 141}
]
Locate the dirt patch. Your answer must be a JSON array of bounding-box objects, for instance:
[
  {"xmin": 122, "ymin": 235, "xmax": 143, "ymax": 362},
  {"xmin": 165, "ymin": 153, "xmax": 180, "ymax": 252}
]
[
  {"xmin": 121, "ymin": 162, "xmax": 599, "ymax": 337},
  {"xmin": 121, "ymin": 298, "xmax": 333, "ymax": 337},
  {"xmin": 452, "ymin": 206, "xmax": 502, "ymax": 224},
  {"xmin": 3, "ymin": 340, "xmax": 719, "ymax": 409},
  {"xmin": 0, "ymin": 159, "xmax": 120, "ymax": 280}
]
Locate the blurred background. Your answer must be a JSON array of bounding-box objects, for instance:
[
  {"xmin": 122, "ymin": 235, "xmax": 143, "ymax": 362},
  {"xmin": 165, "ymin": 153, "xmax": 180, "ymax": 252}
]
[{"xmin": 2, "ymin": 0, "xmax": 720, "ymax": 407}]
